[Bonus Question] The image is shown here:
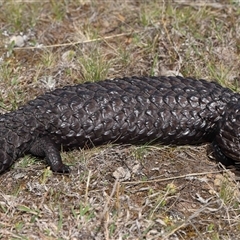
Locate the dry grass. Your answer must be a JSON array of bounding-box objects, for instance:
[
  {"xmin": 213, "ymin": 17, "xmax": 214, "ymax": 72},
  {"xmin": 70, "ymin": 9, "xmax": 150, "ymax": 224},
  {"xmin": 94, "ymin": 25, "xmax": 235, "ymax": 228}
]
[{"xmin": 0, "ymin": 0, "xmax": 240, "ymax": 239}]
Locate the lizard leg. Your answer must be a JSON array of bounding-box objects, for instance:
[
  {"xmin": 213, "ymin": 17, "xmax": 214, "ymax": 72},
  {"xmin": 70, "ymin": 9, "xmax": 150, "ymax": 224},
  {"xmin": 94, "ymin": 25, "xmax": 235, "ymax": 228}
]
[
  {"xmin": 211, "ymin": 140, "xmax": 235, "ymax": 167},
  {"xmin": 29, "ymin": 137, "xmax": 70, "ymax": 173}
]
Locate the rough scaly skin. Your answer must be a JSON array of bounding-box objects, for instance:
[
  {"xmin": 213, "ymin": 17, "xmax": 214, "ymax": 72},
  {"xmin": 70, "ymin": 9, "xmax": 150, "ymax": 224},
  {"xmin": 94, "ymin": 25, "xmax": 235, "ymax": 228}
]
[{"xmin": 1, "ymin": 76, "xmax": 240, "ymax": 174}]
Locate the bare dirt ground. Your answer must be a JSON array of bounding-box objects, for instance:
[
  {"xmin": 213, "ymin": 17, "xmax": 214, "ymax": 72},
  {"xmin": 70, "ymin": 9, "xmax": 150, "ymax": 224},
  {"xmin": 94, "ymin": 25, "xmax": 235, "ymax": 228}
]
[{"xmin": 0, "ymin": 1, "xmax": 240, "ymax": 239}]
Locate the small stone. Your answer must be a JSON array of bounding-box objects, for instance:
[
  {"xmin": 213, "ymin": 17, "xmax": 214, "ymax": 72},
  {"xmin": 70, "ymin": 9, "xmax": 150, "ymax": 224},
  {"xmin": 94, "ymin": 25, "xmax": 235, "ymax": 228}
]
[
  {"xmin": 214, "ymin": 178, "xmax": 221, "ymax": 187},
  {"xmin": 9, "ymin": 35, "xmax": 25, "ymax": 47},
  {"xmin": 160, "ymin": 66, "xmax": 183, "ymax": 77},
  {"xmin": 113, "ymin": 167, "xmax": 131, "ymax": 181},
  {"xmin": 13, "ymin": 172, "xmax": 26, "ymax": 179},
  {"xmin": 214, "ymin": 174, "xmax": 223, "ymax": 187},
  {"xmin": 132, "ymin": 164, "xmax": 141, "ymax": 174}
]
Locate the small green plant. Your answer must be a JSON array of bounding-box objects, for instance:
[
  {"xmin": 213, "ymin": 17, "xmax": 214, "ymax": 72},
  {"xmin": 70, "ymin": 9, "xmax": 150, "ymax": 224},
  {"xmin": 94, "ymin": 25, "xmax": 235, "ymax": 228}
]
[
  {"xmin": 40, "ymin": 50, "xmax": 57, "ymax": 68},
  {"xmin": 6, "ymin": 40, "xmax": 15, "ymax": 57},
  {"xmin": 117, "ymin": 48, "xmax": 130, "ymax": 67},
  {"xmin": 207, "ymin": 62, "xmax": 232, "ymax": 86},
  {"xmin": 3, "ymin": 1, "xmax": 41, "ymax": 32},
  {"xmin": 40, "ymin": 167, "xmax": 53, "ymax": 184},
  {"xmin": 14, "ymin": 156, "xmax": 37, "ymax": 170},
  {"xmin": 219, "ymin": 177, "xmax": 235, "ymax": 204},
  {"xmin": 57, "ymin": 204, "xmax": 63, "ymax": 231},
  {"xmin": 133, "ymin": 145, "xmax": 148, "ymax": 161},
  {"xmin": 71, "ymin": 202, "xmax": 95, "ymax": 223},
  {"xmin": 0, "ymin": 61, "xmax": 14, "ymax": 83},
  {"xmin": 50, "ymin": 0, "xmax": 68, "ymax": 21},
  {"xmin": 150, "ymin": 54, "xmax": 159, "ymax": 76},
  {"xmin": 17, "ymin": 205, "xmax": 40, "ymax": 217},
  {"xmin": 207, "ymin": 223, "xmax": 215, "ymax": 232},
  {"xmin": 78, "ymin": 48, "xmax": 111, "ymax": 82},
  {"xmin": 109, "ymin": 223, "xmax": 117, "ymax": 237},
  {"xmin": 15, "ymin": 221, "xmax": 24, "ymax": 231}
]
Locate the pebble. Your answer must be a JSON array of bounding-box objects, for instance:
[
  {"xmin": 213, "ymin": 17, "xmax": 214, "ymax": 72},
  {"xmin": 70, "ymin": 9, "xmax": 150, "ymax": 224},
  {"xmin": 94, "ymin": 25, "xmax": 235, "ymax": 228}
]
[
  {"xmin": 113, "ymin": 167, "xmax": 131, "ymax": 181},
  {"xmin": 9, "ymin": 35, "xmax": 25, "ymax": 47}
]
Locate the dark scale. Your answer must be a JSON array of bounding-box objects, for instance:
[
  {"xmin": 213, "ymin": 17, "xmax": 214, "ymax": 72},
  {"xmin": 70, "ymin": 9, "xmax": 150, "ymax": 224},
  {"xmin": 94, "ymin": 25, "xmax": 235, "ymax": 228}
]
[{"xmin": 0, "ymin": 76, "xmax": 240, "ymax": 173}]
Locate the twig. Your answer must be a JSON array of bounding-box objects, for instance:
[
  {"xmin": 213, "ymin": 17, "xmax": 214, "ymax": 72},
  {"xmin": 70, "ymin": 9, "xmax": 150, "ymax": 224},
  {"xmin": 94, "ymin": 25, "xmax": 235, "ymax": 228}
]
[
  {"xmin": 123, "ymin": 170, "xmax": 228, "ymax": 185},
  {"xmin": 13, "ymin": 32, "xmax": 138, "ymax": 50},
  {"xmin": 98, "ymin": 178, "xmax": 119, "ymax": 240},
  {"xmin": 84, "ymin": 170, "xmax": 91, "ymax": 205}
]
